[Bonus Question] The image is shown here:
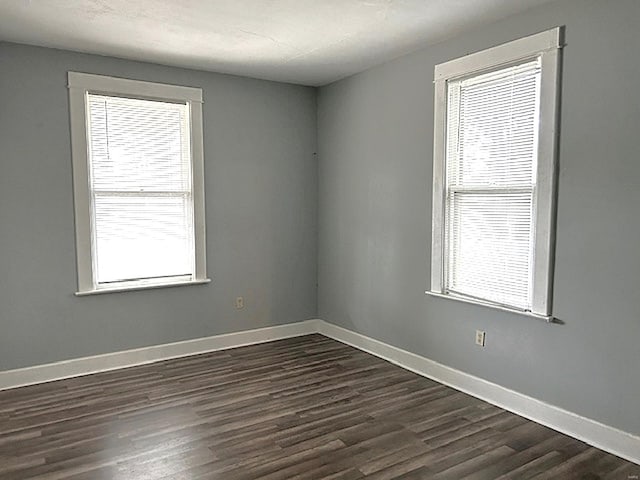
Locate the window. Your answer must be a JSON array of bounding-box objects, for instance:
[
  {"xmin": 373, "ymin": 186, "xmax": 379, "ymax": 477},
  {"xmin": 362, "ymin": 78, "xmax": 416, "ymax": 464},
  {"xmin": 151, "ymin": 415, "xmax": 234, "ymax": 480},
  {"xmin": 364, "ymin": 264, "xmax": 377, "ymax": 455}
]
[
  {"xmin": 68, "ymin": 73, "xmax": 209, "ymax": 295},
  {"xmin": 429, "ymin": 28, "xmax": 563, "ymax": 320}
]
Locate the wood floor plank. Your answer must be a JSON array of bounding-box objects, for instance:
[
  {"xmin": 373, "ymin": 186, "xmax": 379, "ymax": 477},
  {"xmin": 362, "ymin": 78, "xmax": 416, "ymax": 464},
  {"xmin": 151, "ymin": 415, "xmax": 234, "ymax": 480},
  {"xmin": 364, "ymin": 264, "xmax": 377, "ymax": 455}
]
[{"xmin": 0, "ymin": 334, "xmax": 636, "ymax": 479}]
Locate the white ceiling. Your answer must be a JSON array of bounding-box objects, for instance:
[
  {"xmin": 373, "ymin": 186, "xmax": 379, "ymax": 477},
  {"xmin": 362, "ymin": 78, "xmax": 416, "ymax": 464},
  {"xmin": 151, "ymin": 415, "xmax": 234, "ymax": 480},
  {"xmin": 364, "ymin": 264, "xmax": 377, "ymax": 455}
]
[{"xmin": 0, "ymin": 0, "xmax": 552, "ymax": 86}]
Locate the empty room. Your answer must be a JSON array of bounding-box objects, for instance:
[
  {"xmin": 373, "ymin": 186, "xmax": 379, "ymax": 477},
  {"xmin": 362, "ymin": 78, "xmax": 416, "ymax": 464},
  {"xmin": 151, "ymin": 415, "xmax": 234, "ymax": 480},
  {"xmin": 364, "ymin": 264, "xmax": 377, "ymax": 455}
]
[{"xmin": 1, "ymin": 0, "xmax": 639, "ymax": 478}]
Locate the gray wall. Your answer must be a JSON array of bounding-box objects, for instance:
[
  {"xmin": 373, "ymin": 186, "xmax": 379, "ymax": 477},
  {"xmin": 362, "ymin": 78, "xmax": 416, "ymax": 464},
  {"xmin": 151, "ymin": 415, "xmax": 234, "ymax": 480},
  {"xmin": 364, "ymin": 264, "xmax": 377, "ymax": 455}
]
[
  {"xmin": 318, "ymin": 0, "xmax": 640, "ymax": 435},
  {"xmin": 0, "ymin": 43, "xmax": 317, "ymax": 370}
]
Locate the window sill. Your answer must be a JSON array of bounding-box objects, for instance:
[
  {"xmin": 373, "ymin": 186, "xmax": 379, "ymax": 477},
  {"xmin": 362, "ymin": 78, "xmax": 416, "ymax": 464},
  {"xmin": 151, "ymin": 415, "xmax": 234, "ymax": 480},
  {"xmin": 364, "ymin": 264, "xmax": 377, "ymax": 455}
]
[
  {"xmin": 425, "ymin": 290, "xmax": 554, "ymax": 323},
  {"xmin": 75, "ymin": 278, "xmax": 211, "ymax": 296}
]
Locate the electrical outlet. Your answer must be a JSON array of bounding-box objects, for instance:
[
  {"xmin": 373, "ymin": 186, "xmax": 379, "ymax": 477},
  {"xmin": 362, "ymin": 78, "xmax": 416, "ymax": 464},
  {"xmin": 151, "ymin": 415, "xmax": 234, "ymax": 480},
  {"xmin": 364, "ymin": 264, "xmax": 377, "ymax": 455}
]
[
  {"xmin": 475, "ymin": 330, "xmax": 486, "ymax": 347},
  {"xmin": 235, "ymin": 296, "xmax": 244, "ymax": 309}
]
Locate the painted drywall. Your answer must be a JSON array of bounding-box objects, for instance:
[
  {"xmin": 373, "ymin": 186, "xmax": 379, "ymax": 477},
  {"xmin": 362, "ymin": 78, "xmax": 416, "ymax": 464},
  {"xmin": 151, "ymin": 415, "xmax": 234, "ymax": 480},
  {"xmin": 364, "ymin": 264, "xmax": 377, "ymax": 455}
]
[
  {"xmin": 317, "ymin": 0, "xmax": 640, "ymax": 435},
  {"xmin": 0, "ymin": 42, "xmax": 317, "ymax": 370}
]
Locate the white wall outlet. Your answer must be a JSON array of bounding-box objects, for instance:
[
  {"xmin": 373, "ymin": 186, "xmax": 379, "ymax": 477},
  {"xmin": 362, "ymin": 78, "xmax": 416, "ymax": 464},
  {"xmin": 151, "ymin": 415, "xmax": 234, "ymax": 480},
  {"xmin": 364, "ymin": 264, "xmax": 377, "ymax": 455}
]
[
  {"xmin": 475, "ymin": 330, "xmax": 486, "ymax": 347},
  {"xmin": 235, "ymin": 296, "xmax": 244, "ymax": 309}
]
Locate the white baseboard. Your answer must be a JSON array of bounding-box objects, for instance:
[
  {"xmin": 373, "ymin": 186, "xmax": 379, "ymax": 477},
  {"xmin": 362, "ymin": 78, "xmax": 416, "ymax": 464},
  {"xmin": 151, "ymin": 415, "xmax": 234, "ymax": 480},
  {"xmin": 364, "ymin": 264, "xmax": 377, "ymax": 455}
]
[
  {"xmin": 1, "ymin": 318, "xmax": 637, "ymax": 465},
  {"xmin": 316, "ymin": 320, "xmax": 640, "ymax": 466},
  {"xmin": 0, "ymin": 320, "xmax": 318, "ymax": 391}
]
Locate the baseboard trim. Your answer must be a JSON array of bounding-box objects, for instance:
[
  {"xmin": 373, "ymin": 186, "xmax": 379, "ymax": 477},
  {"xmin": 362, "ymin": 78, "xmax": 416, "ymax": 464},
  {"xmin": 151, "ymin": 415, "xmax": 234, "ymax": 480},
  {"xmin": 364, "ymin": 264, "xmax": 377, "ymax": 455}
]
[
  {"xmin": 316, "ymin": 320, "xmax": 640, "ymax": 466},
  {"xmin": 1, "ymin": 318, "xmax": 637, "ymax": 465},
  {"xmin": 0, "ymin": 320, "xmax": 318, "ymax": 391}
]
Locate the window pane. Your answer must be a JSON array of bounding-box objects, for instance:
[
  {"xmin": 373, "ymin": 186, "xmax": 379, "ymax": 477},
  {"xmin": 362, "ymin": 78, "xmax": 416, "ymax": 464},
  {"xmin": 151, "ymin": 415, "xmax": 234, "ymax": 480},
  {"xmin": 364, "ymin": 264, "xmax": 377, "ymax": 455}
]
[
  {"xmin": 447, "ymin": 191, "xmax": 533, "ymax": 309},
  {"xmin": 88, "ymin": 94, "xmax": 191, "ymax": 192},
  {"xmin": 447, "ymin": 59, "xmax": 541, "ymax": 188},
  {"xmin": 444, "ymin": 59, "xmax": 541, "ymax": 310},
  {"xmin": 93, "ymin": 195, "xmax": 194, "ymax": 284},
  {"xmin": 86, "ymin": 94, "xmax": 196, "ymax": 286}
]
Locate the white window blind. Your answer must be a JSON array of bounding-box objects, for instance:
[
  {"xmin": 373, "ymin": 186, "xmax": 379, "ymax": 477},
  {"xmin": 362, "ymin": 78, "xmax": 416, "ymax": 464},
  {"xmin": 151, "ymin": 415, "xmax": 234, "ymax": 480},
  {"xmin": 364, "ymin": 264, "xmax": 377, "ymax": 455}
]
[
  {"xmin": 87, "ymin": 94, "xmax": 195, "ymax": 285},
  {"xmin": 444, "ymin": 59, "xmax": 541, "ymax": 311}
]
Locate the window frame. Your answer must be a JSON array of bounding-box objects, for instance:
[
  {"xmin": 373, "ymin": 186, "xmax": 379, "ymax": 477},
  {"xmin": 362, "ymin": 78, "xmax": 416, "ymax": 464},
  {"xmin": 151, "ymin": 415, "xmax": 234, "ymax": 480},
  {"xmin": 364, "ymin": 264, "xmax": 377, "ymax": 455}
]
[
  {"xmin": 428, "ymin": 27, "xmax": 564, "ymax": 321},
  {"xmin": 68, "ymin": 72, "xmax": 209, "ymax": 295}
]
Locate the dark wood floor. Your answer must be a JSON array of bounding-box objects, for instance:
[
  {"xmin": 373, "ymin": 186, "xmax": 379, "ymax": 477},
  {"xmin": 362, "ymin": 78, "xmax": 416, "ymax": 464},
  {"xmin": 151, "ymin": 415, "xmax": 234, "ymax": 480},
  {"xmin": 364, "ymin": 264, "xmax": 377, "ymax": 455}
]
[{"xmin": 0, "ymin": 335, "xmax": 637, "ymax": 480}]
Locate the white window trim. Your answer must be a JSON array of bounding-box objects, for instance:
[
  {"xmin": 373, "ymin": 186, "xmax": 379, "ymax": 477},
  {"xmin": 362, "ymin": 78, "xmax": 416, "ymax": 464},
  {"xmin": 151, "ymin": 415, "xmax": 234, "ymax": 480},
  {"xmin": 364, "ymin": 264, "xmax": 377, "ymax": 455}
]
[
  {"xmin": 68, "ymin": 72, "xmax": 209, "ymax": 295},
  {"xmin": 428, "ymin": 27, "xmax": 564, "ymax": 321}
]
